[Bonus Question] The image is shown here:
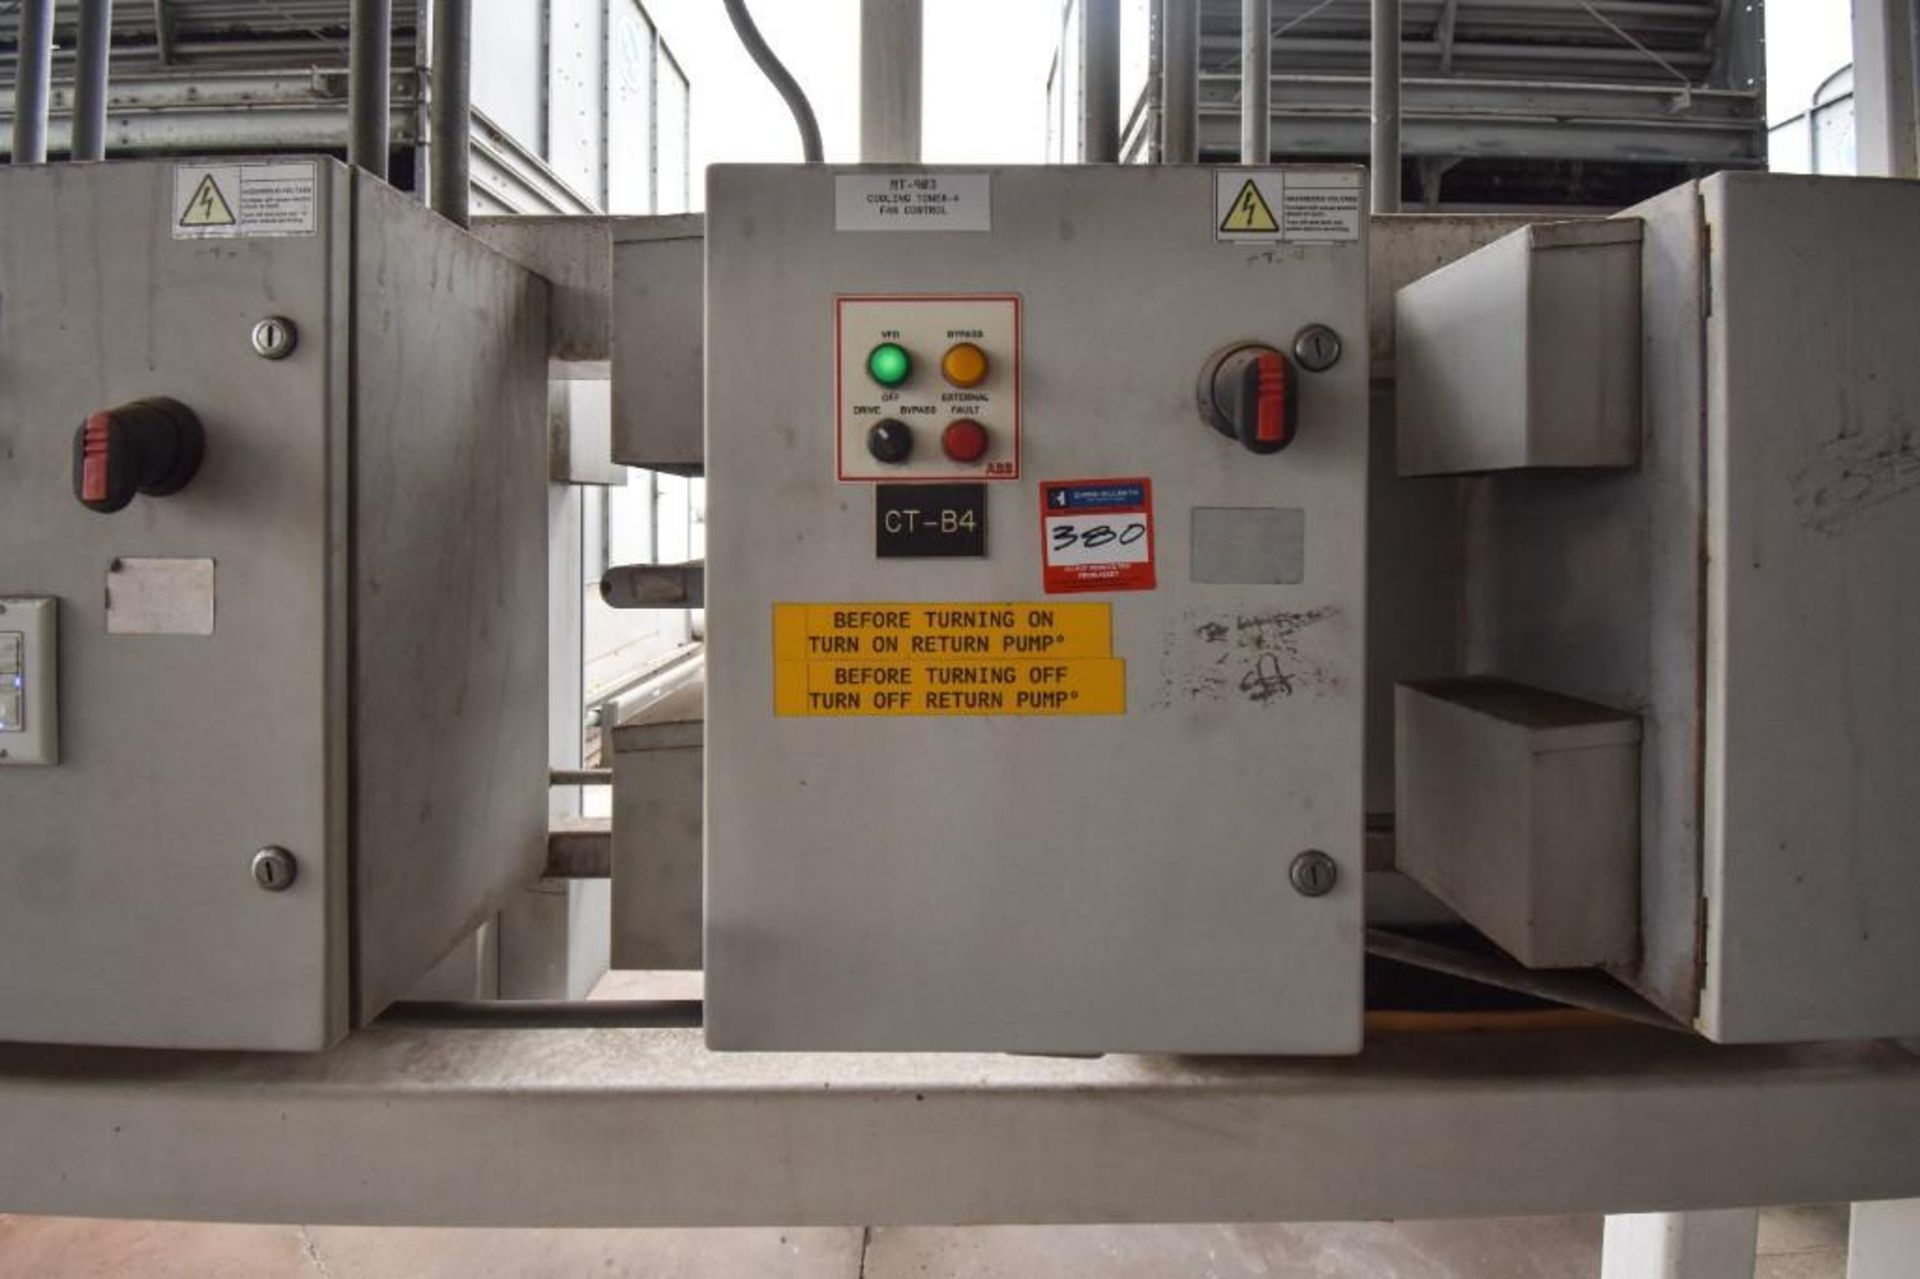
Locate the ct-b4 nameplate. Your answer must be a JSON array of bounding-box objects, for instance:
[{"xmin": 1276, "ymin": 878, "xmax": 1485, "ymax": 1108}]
[{"xmin": 876, "ymin": 484, "xmax": 986, "ymax": 558}]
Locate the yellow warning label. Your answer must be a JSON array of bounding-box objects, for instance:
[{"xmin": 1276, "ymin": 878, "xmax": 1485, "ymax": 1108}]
[
  {"xmin": 775, "ymin": 603, "xmax": 1111, "ymax": 660},
  {"xmin": 773, "ymin": 602, "xmax": 1124, "ymax": 716},
  {"xmin": 1219, "ymin": 178, "xmax": 1279, "ymax": 234},
  {"xmin": 179, "ymin": 174, "xmax": 237, "ymax": 228},
  {"xmin": 777, "ymin": 657, "xmax": 1125, "ymax": 717}
]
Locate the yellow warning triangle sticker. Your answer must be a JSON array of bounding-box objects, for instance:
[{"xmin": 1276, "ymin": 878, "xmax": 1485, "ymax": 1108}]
[
  {"xmin": 1220, "ymin": 178, "xmax": 1280, "ymax": 234},
  {"xmin": 179, "ymin": 174, "xmax": 237, "ymax": 228}
]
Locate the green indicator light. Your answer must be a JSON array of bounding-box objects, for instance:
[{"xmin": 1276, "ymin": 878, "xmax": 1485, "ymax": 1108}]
[{"xmin": 867, "ymin": 342, "xmax": 912, "ymax": 387}]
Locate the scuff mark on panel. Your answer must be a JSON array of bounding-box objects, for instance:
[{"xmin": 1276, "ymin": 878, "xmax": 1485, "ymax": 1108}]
[
  {"xmin": 1158, "ymin": 607, "xmax": 1336, "ymax": 707},
  {"xmin": 1791, "ymin": 420, "xmax": 1920, "ymax": 534}
]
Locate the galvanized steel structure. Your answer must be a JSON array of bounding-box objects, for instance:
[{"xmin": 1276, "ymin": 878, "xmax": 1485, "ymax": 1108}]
[
  {"xmin": 0, "ymin": 0, "xmax": 692, "ymax": 215},
  {"xmin": 1050, "ymin": 0, "xmax": 1766, "ymax": 207}
]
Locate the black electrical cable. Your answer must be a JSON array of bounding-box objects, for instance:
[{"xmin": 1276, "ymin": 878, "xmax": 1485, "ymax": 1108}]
[{"xmin": 721, "ymin": 0, "xmax": 825, "ymax": 163}]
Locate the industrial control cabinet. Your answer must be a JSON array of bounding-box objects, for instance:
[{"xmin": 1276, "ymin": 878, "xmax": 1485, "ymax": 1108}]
[
  {"xmin": 705, "ymin": 166, "xmax": 1369, "ymax": 1053},
  {"xmin": 1392, "ymin": 174, "xmax": 1920, "ymax": 1045},
  {"xmin": 0, "ymin": 159, "xmax": 550, "ymax": 1050},
  {"xmin": 1691, "ymin": 175, "xmax": 1920, "ymax": 1042}
]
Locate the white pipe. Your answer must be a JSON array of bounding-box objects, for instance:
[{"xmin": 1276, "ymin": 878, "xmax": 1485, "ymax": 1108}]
[{"xmin": 1241, "ymin": 0, "xmax": 1271, "ymax": 164}]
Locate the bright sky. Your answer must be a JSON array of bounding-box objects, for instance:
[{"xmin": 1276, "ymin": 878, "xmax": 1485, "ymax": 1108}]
[
  {"xmin": 1765, "ymin": 0, "xmax": 1854, "ymax": 125},
  {"xmin": 644, "ymin": 0, "xmax": 1065, "ymax": 199}
]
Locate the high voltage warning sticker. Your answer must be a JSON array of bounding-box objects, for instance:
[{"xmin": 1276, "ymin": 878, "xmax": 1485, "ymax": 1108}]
[
  {"xmin": 1220, "ymin": 180, "xmax": 1279, "ymax": 234},
  {"xmin": 773, "ymin": 602, "xmax": 1124, "ymax": 717},
  {"xmin": 1214, "ymin": 169, "xmax": 1362, "ymax": 243},
  {"xmin": 179, "ymin": 175, "xmax": 236, "ymax": 228},
  {"xmin": 173, "ymin": 162, "xmax": 318, "ymax": 240}
]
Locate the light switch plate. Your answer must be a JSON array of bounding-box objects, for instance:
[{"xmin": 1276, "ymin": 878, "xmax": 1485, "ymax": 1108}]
[{"xmin": 0, "ymin": 596, "xmax": 58, "ymax": 766}]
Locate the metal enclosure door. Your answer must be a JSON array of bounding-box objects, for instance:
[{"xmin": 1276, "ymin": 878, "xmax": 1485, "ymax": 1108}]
[
  {"xmin": 0, "ymin": 163, "xmax": 346, "ymax": 1049},
  {"xmin": 1699, "ymin": 174, "xmax": 1920, "ymax": 1043},
  {"xmin": 705, "ymin": 166, "xmax": 1367, "ymax": 1053},
  {"xmin": 345, "ymin": 174, "xmax": 552, "ymax": 1024}
]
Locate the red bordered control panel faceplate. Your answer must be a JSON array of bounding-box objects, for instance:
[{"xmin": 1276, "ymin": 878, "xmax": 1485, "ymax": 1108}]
[{"xmin": 834, "ymin": 294, "xmax": 1021, "ymax": 482}]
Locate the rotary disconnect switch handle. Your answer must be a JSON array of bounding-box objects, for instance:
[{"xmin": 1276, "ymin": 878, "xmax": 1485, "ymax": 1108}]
[
  {"xmin": 1197, "ymin": 343, "xmax": 1297, "ymax": 455},
  {"xmin": 72, "ymin": 398, "xmax": 207, "ymax": 514}
]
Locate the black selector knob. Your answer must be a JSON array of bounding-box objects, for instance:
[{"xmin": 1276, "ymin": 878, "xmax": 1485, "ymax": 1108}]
[
  {"xmin": 1197, "ymin": 343, "xmax": 1297, "ymax": 455},
  {"xmin": 866, "ymin": 418, "xmax": 914, "ymax": 465},
  {"xmin": 73, "ymin": 397, "xmax": 207, "ymax": 514}
]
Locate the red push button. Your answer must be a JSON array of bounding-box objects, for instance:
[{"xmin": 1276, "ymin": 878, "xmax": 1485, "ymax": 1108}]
[{"xmin": 942, "ymin": 419, "xmax": 990, "ymax": 463}]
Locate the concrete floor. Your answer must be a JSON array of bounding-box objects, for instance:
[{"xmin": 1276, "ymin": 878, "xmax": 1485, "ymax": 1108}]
[{"xmin": 0, "ymin": 1205, "xmax": 1849, "ymax": 1277}]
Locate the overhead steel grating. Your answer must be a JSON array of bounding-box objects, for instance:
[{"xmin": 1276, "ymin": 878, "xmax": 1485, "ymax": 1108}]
[{"xmin": 1131, "ymin": 0, "xmax": 1767, "ymax": 205}]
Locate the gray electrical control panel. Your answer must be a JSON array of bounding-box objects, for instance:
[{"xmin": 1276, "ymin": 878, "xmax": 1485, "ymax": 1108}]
[
  {"xmin": 705, "ymin": 166, "xmax": 1369, "ymax": 1054},
  {"xmin": 0, "ymin": 159, "xmax": 550, "ymax": 1051},
  {"xmin": 1391, "ymin": 173, "xmax": 1920, "ymax": 1045}
]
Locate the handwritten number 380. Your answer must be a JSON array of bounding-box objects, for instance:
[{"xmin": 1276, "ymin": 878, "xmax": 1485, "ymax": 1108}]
[{"xmin": 1051, "ymin": 521, "xmax": 1147, "ymax": 551}]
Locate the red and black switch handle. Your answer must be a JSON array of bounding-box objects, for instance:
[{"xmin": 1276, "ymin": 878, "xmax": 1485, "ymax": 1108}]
[
  {"xmin": 1198, "ymin": 343, "xmax": 1298, "ymax": 456},
  {"xmin": 72, "ymin": 398, "xmax": 206, "ymax": 514}
]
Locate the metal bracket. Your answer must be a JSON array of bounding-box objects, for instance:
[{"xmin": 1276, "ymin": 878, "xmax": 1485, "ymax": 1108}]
[
  {"xmin": 601, "ymin": 561, "xmax": 704, "ymax": 609},
  {"xmin": 2, "ymin": 1027, "xmax": 1918, "ymax": 1226}
]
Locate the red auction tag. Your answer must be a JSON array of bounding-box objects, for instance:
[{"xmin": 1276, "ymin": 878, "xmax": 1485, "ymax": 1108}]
[{"xmin": 1039, "ymin": 478, "xmax": 1157, "ymax": 594}]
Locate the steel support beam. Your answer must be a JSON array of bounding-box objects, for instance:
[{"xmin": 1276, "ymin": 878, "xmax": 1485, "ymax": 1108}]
[
  {"xmin": 1436, "ymin": 0, "xmax": 1459, "ymax": 75},
  {"xmin": 429, "ymin": 0, "xmax": 471, "ymax": 225},
  {"xmin": 349, "ymin": 0, "xmax": 393, "ymax": 178},
  {"xmin": 11, "ymin": 0, "xmax": 55, "ymax": 164},
  {"xmin": 1194, "ymin": 33, "xmax": 1720, "ymax": 78},
  {"xmin": 1240, "ymin": 0, "xmax": 1271, "ymax": 164},
  {"xmin": 1195, "ymin": 112, "xmax": 1759, "ymax": 168},
  {"xmin": 151, "ymin": 0, "xmax": 174, "ymax": 65},
  {"xmin": 71, "ymin": 0, "xmax": 115, "ymax": 162},
  {"xmin": 1143, "ymin": 0, "xmax": 1163, "ymax": 161},
  {"xmin": 860, "ymin": 0, "xmax": 921, "ymax": 163},
  {"xmin": 2, "ymin": 1030, "xmax": 1920, "ymax": 1226},
  {"xmin": 1082, "ymin": 0, "xmax": 1121, "ymax": 162},
  {"xmin": 1198, "ymin": 74, "xmax": 1760, "ymax": 124},
  {"xmin": 1124, "ymin": 72, "xmax": 1761, "ymax": 169},
  {"xmin": 1371, "ymin": 0, "xmax": 1402, "ymax": 210},
  {"xmin": 1161, "ymin": 0, "xmax": 1199, "ymax": 162}
]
